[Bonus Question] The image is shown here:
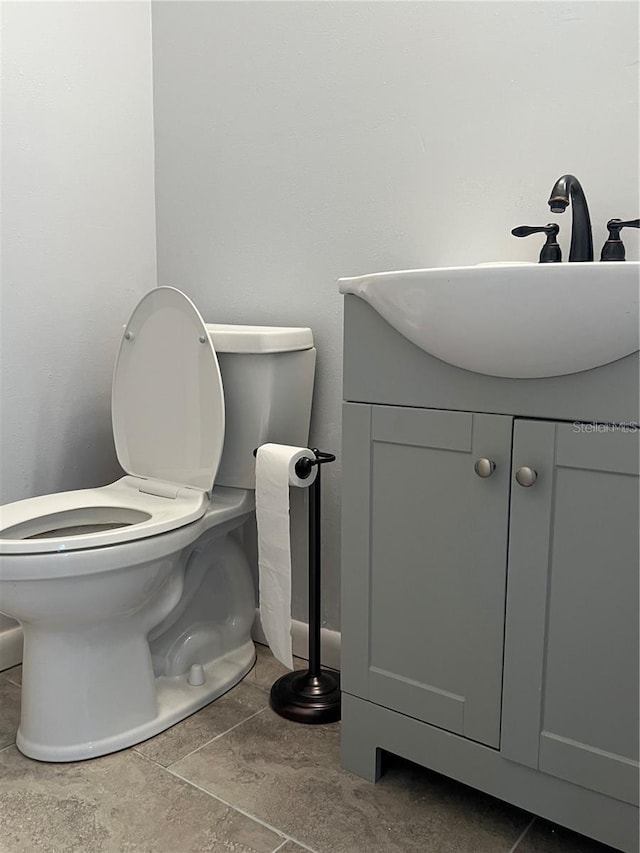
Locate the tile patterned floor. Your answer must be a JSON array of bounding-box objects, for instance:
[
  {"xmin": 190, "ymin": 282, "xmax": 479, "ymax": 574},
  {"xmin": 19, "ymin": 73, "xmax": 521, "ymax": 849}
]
[{"xmin": 0, "ymin": 646, "xmax": 619, "ymax": 853}]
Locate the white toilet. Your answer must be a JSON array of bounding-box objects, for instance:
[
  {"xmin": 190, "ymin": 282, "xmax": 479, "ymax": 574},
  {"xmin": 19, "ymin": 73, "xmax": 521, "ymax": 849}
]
[{"xmin": 0, "ymin": 286, "xmax": 315, "ymax": 762}]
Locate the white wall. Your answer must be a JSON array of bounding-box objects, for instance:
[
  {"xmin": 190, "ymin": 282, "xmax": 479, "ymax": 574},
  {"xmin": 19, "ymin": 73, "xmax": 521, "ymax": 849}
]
[
  {"xmin": 1, "ymin": 1, "xmax": 157, "ymax": 506},
  {"xmin": 0, "ymin": 1, "xmax": 157, "ymax": 657},
  {"xmin": 152, "ymin": 0, "xmax": 639, "ymax": 630},
  {"xmin": 153, "ymin": 0, "xmax": 640, "ymax": 626}
]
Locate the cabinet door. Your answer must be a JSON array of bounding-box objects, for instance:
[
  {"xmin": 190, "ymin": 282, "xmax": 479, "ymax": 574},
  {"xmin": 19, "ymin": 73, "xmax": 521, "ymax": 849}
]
[
  {"xmin": 341, "ymin": 403, "xmax": 512, "ymax": 747},
  {"xmin": 501, "ymin": 420, "xmax": 639, "ymax": 805}
]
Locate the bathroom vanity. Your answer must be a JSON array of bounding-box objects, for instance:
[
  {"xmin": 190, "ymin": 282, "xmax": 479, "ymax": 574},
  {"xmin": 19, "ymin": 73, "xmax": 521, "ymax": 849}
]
[{"xmin": 339, "ymin": 291, "xmax": 639, "ymax": 853}]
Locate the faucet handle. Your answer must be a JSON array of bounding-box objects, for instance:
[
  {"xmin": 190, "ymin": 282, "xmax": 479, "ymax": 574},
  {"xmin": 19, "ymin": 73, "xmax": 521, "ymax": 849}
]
[
  {"xmin": 600, "ymin": 219, "xmax": 640, "ymax": 261},
  {"xmin": 511, "ymin": 223, "xmax": 562, "ymax": 263}
]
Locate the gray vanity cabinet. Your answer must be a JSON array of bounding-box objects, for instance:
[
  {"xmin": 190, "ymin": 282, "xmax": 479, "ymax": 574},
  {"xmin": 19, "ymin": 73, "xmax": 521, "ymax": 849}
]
[
  {"xmin": 341, "ymin": 403, "xmax": 513, "ymax": 748},
  {"xmin": 501, "ymin": 419, "xmax": 639, "ymax": 806},
  {"xmin": 343, "ymin": 407, "xmax": 639, "ymax": 793},
  {"xmin": 340, "ymin": 295, "xmax": 639, "ymax": 851}
]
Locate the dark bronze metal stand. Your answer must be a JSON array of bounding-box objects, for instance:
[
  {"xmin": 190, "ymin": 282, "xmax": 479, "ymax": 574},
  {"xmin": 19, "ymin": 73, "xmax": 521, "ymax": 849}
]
[{"xmin": 269, "ymin": 449, "xmax": 341, "ymax": 724}]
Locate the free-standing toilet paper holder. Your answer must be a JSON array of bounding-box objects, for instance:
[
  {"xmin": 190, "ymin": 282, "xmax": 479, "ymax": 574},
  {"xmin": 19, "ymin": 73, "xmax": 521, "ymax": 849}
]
[{"xmin": 253, "ymin": 447, "xmax": 341, "ymax": 724}]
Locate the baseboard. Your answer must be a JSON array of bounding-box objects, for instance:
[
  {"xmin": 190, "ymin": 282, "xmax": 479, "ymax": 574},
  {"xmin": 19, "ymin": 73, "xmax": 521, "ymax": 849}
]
[
  {"xmin": 0, "ymin": 625, "xmax": 23, "ymax": 672},
  {"xmin": 0, "ymin": 614, "xmax": 342, "ymax": 674},
  {"xmin": 252, "ymin": 609, "xmax": 341, "ymax": 672}
]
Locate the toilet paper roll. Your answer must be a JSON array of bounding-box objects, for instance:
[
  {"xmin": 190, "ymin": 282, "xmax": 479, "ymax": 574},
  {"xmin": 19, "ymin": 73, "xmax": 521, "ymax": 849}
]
[{"xmin": 255, "ymin": 444, "xmax": 317, "ymax": 670}]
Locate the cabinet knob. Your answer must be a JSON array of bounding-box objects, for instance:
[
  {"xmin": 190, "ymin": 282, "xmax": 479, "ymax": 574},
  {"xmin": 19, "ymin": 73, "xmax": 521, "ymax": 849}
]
[
  {"xmin": 515, "ymin": 466, "xmax": 537, "ymax": 487},
  {"xmin": 474, "ymin": 458, "xmax": 496, "ymax": 478}
]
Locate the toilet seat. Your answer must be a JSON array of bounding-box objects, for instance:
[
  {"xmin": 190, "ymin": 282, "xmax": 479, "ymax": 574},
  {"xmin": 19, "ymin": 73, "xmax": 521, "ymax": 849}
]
[
  {"xmin": 0, "ymin": 287, "xmax": 226, "ymax": 556},
  {"xmin": 112, "ymin": 286, "xmax": 225, "ymax": 492},
  {"xmin": 0, "ymin": 476, "xmax": 207, "ymax": 555}
]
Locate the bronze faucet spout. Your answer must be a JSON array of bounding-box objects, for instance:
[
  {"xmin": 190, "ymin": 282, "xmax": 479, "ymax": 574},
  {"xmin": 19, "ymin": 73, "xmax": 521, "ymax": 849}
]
[{"xmin": 548, "ymin": 174, "xmax": 593, "ymax": 262}]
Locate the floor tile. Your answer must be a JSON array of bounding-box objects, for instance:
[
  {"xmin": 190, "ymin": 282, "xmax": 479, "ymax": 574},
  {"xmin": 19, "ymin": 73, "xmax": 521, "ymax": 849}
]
[
  {"xmin": 134, "ymin": 680, "xmax": 269, "ymax": 766},
  {"xmin": 168, "ymin": 707, "xmax": 529, "ymax": 853},
  {"xmin": 0, "ymin": 744, "xmax": 283, "ymax": 853},
  {"xmin": 0, "ymin": 678, "xmax": 21, "ymax": 749},
  {"xmin": 1, "ymin": 665, "xmax": 22, "ymax": 687},
  {"xmin": 243, "ymin": 643, "xmax": 307, "ymax": 694},
  {"xmin": 516, "ymin": 819, "xmax": 620, "ymax": 852}
]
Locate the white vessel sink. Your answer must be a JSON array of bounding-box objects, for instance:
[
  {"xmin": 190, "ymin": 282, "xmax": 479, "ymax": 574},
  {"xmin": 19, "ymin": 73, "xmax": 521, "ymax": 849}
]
[{"xmin": 338, "ymin": 262, "xmax": 640, "ymax": 378}]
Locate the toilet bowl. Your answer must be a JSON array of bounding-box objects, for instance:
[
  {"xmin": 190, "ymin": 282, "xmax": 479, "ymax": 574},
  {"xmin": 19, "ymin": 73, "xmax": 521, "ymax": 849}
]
[{"xmin": 0, "ymin": 287, "xmax": 315, "ymax": 761}]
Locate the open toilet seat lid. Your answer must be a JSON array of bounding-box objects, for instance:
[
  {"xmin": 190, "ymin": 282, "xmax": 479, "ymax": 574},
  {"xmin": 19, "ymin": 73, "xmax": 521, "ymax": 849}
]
[{"xmin": 112, "ymin": 287, "xmax": 225, "ymax": 493}]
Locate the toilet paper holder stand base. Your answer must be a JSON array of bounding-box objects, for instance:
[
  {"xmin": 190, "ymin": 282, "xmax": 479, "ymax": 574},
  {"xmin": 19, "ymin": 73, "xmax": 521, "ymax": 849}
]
[{"xmin": 254, "ymin": 447, "xmax": 341, "ymax": 724}]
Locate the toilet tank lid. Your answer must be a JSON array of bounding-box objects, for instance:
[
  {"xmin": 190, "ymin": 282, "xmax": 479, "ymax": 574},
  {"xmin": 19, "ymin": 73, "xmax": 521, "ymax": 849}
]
[{"xmin": 205, "ymin": 324, "xmax": 313, "ymax": 354}]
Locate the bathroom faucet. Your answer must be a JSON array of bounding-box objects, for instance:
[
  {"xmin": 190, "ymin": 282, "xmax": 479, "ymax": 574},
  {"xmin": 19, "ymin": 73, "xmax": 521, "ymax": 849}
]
[{"xmin": 547, "ymin": 174, "xmax": 593, "ymax": 262}]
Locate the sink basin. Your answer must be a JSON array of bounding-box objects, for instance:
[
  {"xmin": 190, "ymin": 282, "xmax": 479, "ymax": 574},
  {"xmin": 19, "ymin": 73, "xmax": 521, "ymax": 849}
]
[{"xmin": 338, "ymin": 262, "xmax": 640, "ymax": 378}]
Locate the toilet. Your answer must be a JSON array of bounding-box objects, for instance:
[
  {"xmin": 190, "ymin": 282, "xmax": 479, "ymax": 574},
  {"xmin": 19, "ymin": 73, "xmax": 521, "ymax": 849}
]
[{"xmin": 0, "ymin": 286, "xmax": 315, "ymax": 762}]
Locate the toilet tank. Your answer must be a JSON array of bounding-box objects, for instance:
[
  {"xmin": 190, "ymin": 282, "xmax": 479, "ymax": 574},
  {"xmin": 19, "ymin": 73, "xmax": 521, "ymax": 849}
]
[{"xmin": 206, "ymin": 324, "xmax": 316, "ymax": 490}]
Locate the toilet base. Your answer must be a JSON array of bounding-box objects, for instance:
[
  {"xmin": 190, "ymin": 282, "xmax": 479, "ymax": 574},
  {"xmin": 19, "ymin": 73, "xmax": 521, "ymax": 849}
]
[{"xmin": 16, "ymin": 640, "xmax": 256, "ymax": 762}]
